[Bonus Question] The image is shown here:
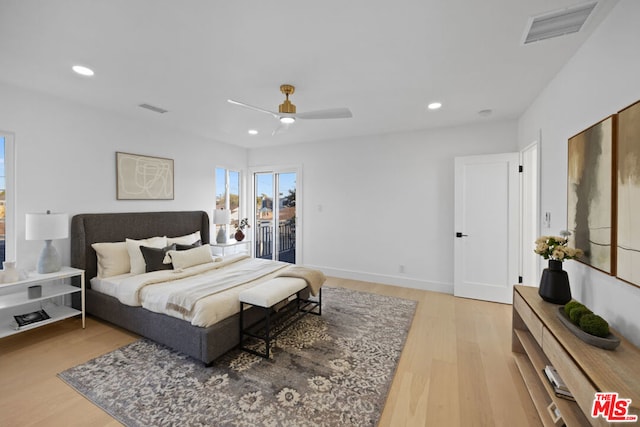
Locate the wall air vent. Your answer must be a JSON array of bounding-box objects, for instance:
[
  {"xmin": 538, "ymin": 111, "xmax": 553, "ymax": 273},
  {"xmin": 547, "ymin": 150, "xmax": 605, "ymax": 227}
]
[
  {"xmin": 523, "ymin": 1, "xmax": 597, "ymax": 44},
  {"xmin": 138, "ymin": 103, "xmax": 168, "ymax": 114}
]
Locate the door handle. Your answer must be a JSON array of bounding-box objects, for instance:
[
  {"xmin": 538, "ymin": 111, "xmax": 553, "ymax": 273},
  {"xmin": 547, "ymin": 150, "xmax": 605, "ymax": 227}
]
[{"xmin": 456, "ymin": 232, "xmax": 468, "ymax": 238}]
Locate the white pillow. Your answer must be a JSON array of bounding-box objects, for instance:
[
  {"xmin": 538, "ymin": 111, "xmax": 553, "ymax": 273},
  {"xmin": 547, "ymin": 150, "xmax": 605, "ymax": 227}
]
[
  {"xmin": 166, "ymin": 245, "xmax": 213, "ymax": 269},
  {"xmin": 126, "ymin": 236, "xmax": 168, "ymax": 274},
  {"xmin": 167, "ymin": 231, "xmax": 201, "ymax": 245},
  {"xmin": 92, "ymin": 241, "xmax": 130, "ymax": 278}
]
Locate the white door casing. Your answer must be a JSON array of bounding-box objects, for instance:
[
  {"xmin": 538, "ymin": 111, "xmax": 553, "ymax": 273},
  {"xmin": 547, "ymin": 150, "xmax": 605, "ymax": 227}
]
[{"xmin": 454, "ymin": 153, "xmax": 520, "ymax": 304}]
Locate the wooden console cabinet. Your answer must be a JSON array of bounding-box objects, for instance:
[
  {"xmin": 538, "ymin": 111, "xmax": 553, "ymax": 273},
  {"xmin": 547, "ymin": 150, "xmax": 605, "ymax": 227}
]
[{"xmin": 512, "ymin": 285, "xmax": 640, "ymax": 426}]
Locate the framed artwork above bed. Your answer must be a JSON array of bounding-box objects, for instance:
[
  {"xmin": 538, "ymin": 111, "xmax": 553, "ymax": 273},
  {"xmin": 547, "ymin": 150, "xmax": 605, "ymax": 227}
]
[{"xmin": 116, "ymin": 152, "xmax": 174, "ymax": 200}]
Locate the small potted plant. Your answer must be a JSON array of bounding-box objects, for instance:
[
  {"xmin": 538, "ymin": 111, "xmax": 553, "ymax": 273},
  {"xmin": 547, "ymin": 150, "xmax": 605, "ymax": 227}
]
[
  {"xmin": 534, "ymin": 233, "xmax": 583, "ymax": 304},
  {"xmin": 234, "ymin": 218, "xmax": 250, "ymax": 242}
]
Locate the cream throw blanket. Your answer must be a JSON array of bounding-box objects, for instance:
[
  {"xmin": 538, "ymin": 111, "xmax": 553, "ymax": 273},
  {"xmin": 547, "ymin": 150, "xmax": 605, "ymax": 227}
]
[
  {"xmin": 165, "ymin": 258, "xmax": 289, "ymax": 316},
  {"xmin": 276, "ymin": 266, "xmax": 326, "ymax": 296}
]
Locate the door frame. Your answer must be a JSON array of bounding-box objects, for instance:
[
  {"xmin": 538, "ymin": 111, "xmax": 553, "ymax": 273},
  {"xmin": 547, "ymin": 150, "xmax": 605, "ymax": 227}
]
[{"xmin": 249, "ymin": 164, "xmax": 302, "ymax": 263}]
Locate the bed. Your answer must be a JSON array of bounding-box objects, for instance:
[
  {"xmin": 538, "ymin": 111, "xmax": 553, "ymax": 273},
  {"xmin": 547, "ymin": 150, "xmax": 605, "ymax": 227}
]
[{"xmin": 70, "ymin": 210, "xmax": 320, "ymax": 365}]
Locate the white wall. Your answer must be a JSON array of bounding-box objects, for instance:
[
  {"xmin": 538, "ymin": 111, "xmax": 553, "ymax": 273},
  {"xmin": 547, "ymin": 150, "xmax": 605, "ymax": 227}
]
[
  {"xmin": 0, "ymin": 82, "xmax": 246, "ymax": 271},
  {"xmin": 0, "ymin": 80, "xmax": 517, "ymax": 298},
  {"xmin": 249, "ymin": 122, "xmax": 518, "ymax": 293},
  {"xmin": 518, "ymin": 0, "xmax": 640, "ymax": 345}
]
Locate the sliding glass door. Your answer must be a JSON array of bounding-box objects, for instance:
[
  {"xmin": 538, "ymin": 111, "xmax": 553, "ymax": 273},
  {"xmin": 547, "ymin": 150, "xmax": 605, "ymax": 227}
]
[
  {"xmin": 254, "ymin": 170, "xmax": 297, "ymax": 263},
  {"xmin": 0, "ymin": 136, "xmax": 5, "ymax": 264}
]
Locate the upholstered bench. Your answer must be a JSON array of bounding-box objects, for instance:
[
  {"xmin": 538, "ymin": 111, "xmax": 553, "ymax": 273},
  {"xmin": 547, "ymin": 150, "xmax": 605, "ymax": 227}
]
[{"xmin": 238, "ymin": 277, "xmax": 321, "ymax": 358}]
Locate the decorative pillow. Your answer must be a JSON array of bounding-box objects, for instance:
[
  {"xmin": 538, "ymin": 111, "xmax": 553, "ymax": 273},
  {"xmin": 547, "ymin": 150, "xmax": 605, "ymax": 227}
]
[
  {"xmin": 140, "ymin": 244, "xmax": 176, "ymax": 272},
  {"xmin": 167, "ymin": 231, "xmax": 202, "ymax": 246},
  {"xmin": 166, "ymin": 244, "xmax": 213, "ymax": 269},
  {"xmin": 91, "ymin": 241, "xmax": 130, "ymax": 278},
  {"xmin": 126, "ymin": 236, "xmax": 168, "ymax": 275},
  {"xmin": 176, "ymin": 240, "xmax": 202, "ymax": 251}
]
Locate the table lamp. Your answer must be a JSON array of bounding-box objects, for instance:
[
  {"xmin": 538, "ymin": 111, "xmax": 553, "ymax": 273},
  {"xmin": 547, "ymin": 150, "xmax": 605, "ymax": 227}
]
[
  {"xmin": 25, "ymin": 210, "xmax": 69, "ymax": 273},
  {"xmin": 213, "ymin": 208, "xmax": 230, "ymax": 244}
]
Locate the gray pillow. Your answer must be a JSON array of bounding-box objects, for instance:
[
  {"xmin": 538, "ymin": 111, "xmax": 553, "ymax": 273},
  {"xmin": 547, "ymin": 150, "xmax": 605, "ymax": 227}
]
[
  {"xmin": 176, "ymin": 240, "xmax": 202, "ymax": 251},
  {"xmin": 140, "ymin": 244, "xmax": 177, "ymax": 272}
]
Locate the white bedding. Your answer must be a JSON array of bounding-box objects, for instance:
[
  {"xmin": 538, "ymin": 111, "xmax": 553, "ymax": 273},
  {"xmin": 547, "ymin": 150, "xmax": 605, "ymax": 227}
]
[
  {"xmin": 90, "ymin": 272, "xmax": 133, "ymax": 296},
  {"xmin": 90, "ymin": 254, "xmax": 308, "ymax": 328}
]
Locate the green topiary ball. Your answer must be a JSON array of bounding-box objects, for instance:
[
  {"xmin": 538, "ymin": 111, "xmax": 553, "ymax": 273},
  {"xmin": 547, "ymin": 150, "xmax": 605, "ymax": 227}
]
[
  {"xmin": 564, "ymin": 300, "xmax": 584, "ymax": 317},
  {"xmin": 569, "ymin": 306, "xmax": 592, "ymax": 325},
  {"xmin": 579, "ymin": 313, "xmax": 610, "ymax": 338}
]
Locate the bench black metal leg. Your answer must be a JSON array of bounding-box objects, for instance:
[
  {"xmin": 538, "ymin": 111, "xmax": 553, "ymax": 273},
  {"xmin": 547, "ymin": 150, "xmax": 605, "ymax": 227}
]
[
  {"xmin": 239, "ymin": 287, "xmax": 324, "ymax": 359},
  {"xmin": 297, "ymin": 288, "xmax": 322, "ymax": 316},
  {"xmin": 264, "ymin": 307, "xmax": 271, "ymax": 358},
  {"xmin": 239, "ymin": 301, "xmax": 245, "ymax": 350}
]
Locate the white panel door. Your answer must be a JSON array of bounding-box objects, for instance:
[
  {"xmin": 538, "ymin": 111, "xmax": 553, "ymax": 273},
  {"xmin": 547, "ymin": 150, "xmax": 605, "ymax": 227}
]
[
  {"xmin": 521, "ymin": 142, "xmax": 540, "ymax": 287},
  {"xmin": 454, "ymin": 153, "xmax": 520, "ymax": 304}
]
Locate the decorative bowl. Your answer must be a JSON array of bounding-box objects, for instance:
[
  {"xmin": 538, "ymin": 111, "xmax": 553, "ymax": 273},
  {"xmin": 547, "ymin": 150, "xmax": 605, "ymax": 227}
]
[{"xmin": 556, "ymin": 307, "xmax": 621, "ymax": 350}]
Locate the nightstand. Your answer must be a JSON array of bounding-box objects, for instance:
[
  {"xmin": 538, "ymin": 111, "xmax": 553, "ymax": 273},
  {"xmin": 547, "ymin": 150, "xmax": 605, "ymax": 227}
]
[
  {"xmin": 210, "ymin": 240, "xmax": 251, "ymax": 257},
  {"xmin": 0, "ymin": 267, "xmax": 85, "ymax": 338}
]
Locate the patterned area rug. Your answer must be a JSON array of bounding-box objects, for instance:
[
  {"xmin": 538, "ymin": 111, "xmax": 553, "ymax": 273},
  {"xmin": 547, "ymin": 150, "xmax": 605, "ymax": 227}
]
[{"xmin": 58, "ymin": 287, "xmax": 416, "ymax": 427}]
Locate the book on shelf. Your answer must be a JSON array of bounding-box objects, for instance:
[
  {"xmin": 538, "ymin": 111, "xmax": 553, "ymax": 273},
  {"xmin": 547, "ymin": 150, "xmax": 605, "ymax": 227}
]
[
  {"xmin": 543, "ymin": 365, "xmax": 575, "ymax": 401},
  {"xmin": 13, "ymin": 309, "xmax": 50, "ymax": 328},
  {"xmin": 554, "ymin": 388, "xmax": 576, "ymax": 402},
  {"xmin": 544, "ymin": 365, "xmax": 569, "ymax": 391}
]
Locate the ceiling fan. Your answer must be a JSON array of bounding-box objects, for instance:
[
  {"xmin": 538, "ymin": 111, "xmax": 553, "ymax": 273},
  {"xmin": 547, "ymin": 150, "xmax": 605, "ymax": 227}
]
[{"xmin": 227, "ymin": 84, "xmax": 352, "ymax": 130}]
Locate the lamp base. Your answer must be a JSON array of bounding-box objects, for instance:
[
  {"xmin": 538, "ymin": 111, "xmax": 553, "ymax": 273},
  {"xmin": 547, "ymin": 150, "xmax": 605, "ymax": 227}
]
[
  {"xmin": 37, "ymin": 240, "xmax": 61, "ymax": 274},
  {"xmin": 216, "ymin": 225, "xmax": 228, "ymax": 244}
]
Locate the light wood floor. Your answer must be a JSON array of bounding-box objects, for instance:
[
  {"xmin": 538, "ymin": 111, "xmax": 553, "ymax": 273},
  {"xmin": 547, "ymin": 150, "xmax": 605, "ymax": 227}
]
[{"xmin": 0, "ymin": 277, "xmax": 541, "ymax": 427}]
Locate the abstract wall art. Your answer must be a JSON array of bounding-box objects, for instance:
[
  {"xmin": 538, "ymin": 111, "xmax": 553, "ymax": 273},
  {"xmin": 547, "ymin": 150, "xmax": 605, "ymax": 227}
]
[
  {"xmin": 116, "ymin": 152, "xmax": 174, "ymax": 200},
  {"xmin": 567, "ymin": 115, "xmax": 615, "ymax": 274},
  {"xmin": 617, "ymin": 100, "xmax": 640, "ymax": 287}
]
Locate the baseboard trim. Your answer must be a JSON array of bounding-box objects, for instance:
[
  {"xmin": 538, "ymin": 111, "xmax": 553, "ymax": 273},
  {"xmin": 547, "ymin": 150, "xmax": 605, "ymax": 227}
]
[{"xmin": 307, "ymin": 265, "xmax": 453, "ymax": 295}]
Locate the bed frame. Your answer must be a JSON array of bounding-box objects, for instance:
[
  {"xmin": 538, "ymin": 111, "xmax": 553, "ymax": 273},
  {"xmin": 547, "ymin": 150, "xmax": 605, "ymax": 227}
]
[{"xmin": 70, "ymin": 210, "xmax": 269, "ymax": 365}]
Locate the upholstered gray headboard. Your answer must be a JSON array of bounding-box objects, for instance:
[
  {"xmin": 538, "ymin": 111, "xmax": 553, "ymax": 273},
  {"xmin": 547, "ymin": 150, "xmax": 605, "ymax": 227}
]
[{"xmin": 71, "ymin": 211, "xmax": 210, "ymax": 282}]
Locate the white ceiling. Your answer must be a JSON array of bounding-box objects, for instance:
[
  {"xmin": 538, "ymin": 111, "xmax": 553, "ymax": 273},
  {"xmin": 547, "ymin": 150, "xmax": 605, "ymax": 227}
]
[{"xmin": 0, "ymin": 0, "xmax": 617, "ymax": 148}]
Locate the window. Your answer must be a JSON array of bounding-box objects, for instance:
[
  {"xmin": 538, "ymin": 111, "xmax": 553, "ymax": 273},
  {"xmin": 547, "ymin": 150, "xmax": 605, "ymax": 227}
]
[
  {"xmin": 0, "ymin": 136, "xmax": 5, "ymax": 264},
  {"xmin": 0, "ymin": 132, "xmax": 14, "ymax": 265},
  {"xmin": 215, "ymin": 167, "xmax": 241, "ymax": 235}
]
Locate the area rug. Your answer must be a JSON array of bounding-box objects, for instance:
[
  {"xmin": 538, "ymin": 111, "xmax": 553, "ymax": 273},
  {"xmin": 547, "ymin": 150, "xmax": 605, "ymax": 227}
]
[{"xmin": 58, "ymin": 287, "xmax": 417, "ymax": 427}]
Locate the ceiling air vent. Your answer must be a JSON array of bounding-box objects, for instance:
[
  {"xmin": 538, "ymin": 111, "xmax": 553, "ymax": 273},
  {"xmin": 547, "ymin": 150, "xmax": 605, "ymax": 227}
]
[
  {"xmin": 523, "ymin": 1, "xmax": 597, "ymax": 44},
  {"xmin": 138, "ymin": 103, "xmax": 168, "ymax": 114}
]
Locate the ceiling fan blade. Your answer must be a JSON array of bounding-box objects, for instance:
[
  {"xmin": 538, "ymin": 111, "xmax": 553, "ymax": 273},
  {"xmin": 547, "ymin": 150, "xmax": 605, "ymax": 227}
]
[
  {"xmin": 295, "ymin": 107, "xmax": 353, "ymax": 120},
  {"xmin": 227, "ymin": 99, "xmax": 279, "ymax": 119},
  {"xmin": 271, "ymin": 122, "xmax": 291, "ymax": 136}
]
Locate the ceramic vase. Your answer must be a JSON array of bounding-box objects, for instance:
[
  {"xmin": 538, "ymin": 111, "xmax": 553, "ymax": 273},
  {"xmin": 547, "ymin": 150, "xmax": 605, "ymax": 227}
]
[
  {"xmin": 235, "ymin": 229, "xmax": 245, "ymax": 242},
  {"xmin": 3, "ymin": 261, "xmax": 19, "ymax": 283},
  {"xmin": 538, "ymin": 259, "xmax": 571, "ymax": 304}
]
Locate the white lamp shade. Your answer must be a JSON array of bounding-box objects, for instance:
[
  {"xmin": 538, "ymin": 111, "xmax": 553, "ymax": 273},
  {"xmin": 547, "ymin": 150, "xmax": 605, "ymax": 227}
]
[
  {"xmin": 25, "ymin": 212, "xmax": 69, "ymax": 241},
  {"xmin": 213, "ymin": 209, "xmax": 231, "ymax": 225}
]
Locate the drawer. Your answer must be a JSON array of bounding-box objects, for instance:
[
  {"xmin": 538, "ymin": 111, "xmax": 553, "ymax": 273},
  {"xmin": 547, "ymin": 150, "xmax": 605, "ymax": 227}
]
[
  {"xmin": 542, "ymin": 327, "xmax": 604, "ymax": 427},
  {"xmin": 514, "ymin": 291, "xmax": 544, "ymax": 346}
]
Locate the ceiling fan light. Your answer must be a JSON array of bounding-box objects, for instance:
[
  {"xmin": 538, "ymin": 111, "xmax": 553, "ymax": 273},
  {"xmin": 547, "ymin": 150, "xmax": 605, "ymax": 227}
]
[
  {"xmin": 280, "ymin": 116, "xmax": 295, "ymax": 124},
  {"xmin": 72, "ymin": 65, "xmax": 94, "ymax": 76}
]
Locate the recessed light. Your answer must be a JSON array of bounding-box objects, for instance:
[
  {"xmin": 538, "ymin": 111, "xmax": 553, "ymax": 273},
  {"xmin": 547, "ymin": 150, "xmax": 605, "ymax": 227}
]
[
  {"xmin": 72, "ymin": 65, "xmax": 94, "ymax": 76},
  {"xmin": 427, "ymin": 102, "xmax": 442, "ymax": 110},
  {"xmin": 248, "ymin": 129, "xmax": 258, "ymax": 135},
  {"xmin": 478, "ymin": 109, "xmax": 493, "ymax": 117}
]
